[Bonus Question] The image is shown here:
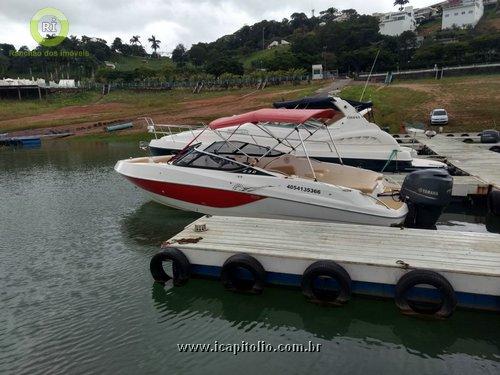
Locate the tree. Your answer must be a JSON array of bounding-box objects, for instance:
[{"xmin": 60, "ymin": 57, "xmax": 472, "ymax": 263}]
[
  {"xmin": 130, "ymin": 35, "xmax": 141, "ymax": 45},
  {"xmin": 0, "ymin": 43, "xmax": 16, "ymax": 56},
  {"xmin": 394, "ymin": 0, "xmax": 410, "ymax": 11},
  {"xmin": 396, "ymin": 31, "xmax": 417, "ymax": 68},
  {"xmin": 205, "ymin": 56, "xmax": 244, "ymax": 76},
  {"xmin": 111, "ymin": 37, "xmax": 123, "ymax": 52},
  {"xmin": 148, "ymin": 35, "xmax": 161, "ymax": 57},
  {"xmin": 172, "ymin": 43, "xmax": 188, "ymax": 66},
  {"xmin": 189, "ymin": 43, "xmax": 208, "ymax": 66},
  {"xmin": 290, "ymin": 12, "xmax": 309, "ymax": 30},
  {"xmin": 319, "ymin": 7, "xmax": 338, "ymax": 22},
  {"xmin": 341, "ymin": 9, "xmax": 358, "ymax": 20}
]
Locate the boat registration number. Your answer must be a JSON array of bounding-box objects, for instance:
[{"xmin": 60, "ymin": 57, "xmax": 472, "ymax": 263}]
[{"xmin": 286, "ymin": 185, "xmax": 321, "ymax": 194}]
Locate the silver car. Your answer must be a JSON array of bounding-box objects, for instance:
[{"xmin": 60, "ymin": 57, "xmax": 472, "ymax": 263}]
[{"xmin": 430, "ymin": 109, "xmax": 449, "ymax": 125}]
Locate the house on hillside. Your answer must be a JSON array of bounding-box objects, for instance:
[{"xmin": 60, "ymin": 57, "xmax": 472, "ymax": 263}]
[
  {"xmin": 442, "ymin": 0, "xmax": 484, "ymax": 29},
  {"xmin": 267, "ymin": 40, "xmax": 291, "ymax": 49},
  {"xmin": 378, "ymin": 6, "xmax": 417, "ymax": 36},
  {"xmin": 104, "ymin": 61, "xmax": 116, "ymax": 69},
  {"xmin": 414, "ymin": 6, "xmax": 440, "ymax": 23}
]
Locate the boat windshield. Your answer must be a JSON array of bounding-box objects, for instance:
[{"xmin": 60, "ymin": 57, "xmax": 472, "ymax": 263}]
[
  {"xmin": 204, "ymin": 141, "xmax": 283, "ymax": 157},
  {"xmin": 173, "ymin": 148, "xmax": 246, "ymax": 171}
]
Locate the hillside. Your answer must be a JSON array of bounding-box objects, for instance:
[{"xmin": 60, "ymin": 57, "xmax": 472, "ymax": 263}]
[
  {"xmin": 112, "ymin": 55, "xmax": 173, "ymax": 71},
  {"xmin": 341, "ymin": 74, "xmax": 500, "ymax": 133},
  {"xmin": 241, "ymin": 45, "xmax": 291, "ymax": 71},
  {"xmin": 0, "ymin": 4, "xmax": 499, "ymax": 82}
]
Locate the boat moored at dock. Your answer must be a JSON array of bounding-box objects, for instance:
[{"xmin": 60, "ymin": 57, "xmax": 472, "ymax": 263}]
[
  {"xmin": 117, "ymin": 108, "xmax": 452, "ymax": 228},
  {"xmin": 147, "ymin": 97, "xmax": 447, "ymax": 172}
]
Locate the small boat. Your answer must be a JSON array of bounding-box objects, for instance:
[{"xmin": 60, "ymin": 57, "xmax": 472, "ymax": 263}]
[
  {"xmin": 147, "ymin": 96, "xmax": 446, "ymax": 172},
  {"xmin": 116, "ymin": 109, "xmax": 452, "ymax": 227}
]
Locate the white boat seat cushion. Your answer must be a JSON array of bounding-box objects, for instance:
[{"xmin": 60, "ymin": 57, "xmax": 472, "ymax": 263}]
[{"xmin": 260, "ymin": 155, "xmax": 383, "ymax": 194}]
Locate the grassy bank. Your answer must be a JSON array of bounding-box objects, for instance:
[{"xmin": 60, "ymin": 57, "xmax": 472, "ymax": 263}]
[
  {"xmin": 341, "ymin": 74, "xmax": 500, "ymax": 133},
  {"xmin": 0, "ymin": 81, "xmax": 326, "ymax": 134}
]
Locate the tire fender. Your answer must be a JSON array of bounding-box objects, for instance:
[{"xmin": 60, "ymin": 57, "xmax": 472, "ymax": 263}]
[
  {"xmin": 395, "ymin": 269, "xmax": 456, "ymax": 318},
  {"xmin": 487, "ymin": 189, "xmax": 500, "ymax": 216},
  {"xmin": 150, "ymin": 248, "xmax": 190, "ymax": 286},
  {"xmin": 220, "ymin": 254, "xmax": 266, "ymax": 294},
  {"xmin": 301, "ymin": 261, "xmax": 352, "ymax": 304}
]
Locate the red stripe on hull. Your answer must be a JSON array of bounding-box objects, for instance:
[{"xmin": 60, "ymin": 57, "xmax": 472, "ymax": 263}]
[{"xmin": 125, "ymin": 176, "xmax": 265, "ymax": 208}]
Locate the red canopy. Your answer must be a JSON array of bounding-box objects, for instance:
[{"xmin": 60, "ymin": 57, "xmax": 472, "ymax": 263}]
[{"xmin": 209, "ymin": 108, "xmax": 336, "ymax": 129}]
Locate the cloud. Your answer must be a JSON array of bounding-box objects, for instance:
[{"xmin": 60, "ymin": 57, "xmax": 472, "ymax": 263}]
[{"xmin": 0, "ymin": 0, "xmax": 439, "ymax": 52}]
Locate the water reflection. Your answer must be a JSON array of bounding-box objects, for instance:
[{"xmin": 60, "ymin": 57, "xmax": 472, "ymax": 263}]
[
  {"xmin": 121, "ymin": 202, "xmax": 200, "ymax": 246},
  {"xmin": 152, "ymin": 280, "xmax": 500, "ymax": 361},
  {"xmin": 437, "ymin": 202, "xmax": 500, "ymax": 234}
]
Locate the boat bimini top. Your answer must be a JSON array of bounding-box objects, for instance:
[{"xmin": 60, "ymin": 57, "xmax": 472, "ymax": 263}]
[{"xmin": 173, "ymin": 108, "xmax": 347, "ymax": 182}]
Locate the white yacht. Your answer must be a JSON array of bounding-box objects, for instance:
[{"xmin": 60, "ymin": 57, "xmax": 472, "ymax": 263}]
[{"xmin": 147, "ymin": 96, "xmax": 446, "ymax": 172}]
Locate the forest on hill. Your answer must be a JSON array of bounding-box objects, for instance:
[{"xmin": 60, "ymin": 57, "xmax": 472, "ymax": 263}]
[{"xmin": 0, "ymin": 4, "xmax": 499, "ymax": 83}]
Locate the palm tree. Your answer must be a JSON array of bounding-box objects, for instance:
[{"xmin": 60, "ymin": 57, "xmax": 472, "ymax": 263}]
[
  {"xmin": 148, "ymin": 35, "xmax": 161, "ymax": 57},
  {"xmin": 130, "ymin": 35, "xmax": 141, "ymax": 45}
]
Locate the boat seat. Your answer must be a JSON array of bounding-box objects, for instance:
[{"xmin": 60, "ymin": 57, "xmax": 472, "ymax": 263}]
[{"xmin": 260, "ymin": 155, "xmax": 383, "ymax": 194}]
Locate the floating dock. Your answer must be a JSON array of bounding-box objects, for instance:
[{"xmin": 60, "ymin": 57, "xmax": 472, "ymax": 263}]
[
  {"xmin": 418, "ymin": 134, "xmax": 500, "ymax": 190},
  {"xmin": 163, "ymin": 216, "xmax": 500, "ymax": 312},
  {"xmin": 0, "ymin": 135, "xmax": 41, "ymax": 148},
  {"xmin": 384, "ymin": 134, "xmax": 500, "ymax": 198}
]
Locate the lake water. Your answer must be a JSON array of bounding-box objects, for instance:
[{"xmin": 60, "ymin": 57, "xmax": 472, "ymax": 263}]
[{"xmin": 1, "ymin": 141, "xmax": 499, "ymax": 374}]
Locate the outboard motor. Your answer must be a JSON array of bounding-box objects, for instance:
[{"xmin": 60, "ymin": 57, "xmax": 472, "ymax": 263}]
[{"xmin": 401, "ymin": 169, "xmax": 453, "ymax": 229}]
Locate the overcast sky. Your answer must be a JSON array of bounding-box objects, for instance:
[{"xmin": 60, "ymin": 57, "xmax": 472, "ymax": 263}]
[{"xmin": 1, "ymin": 0, "xmax": 439, "ymax": 53}]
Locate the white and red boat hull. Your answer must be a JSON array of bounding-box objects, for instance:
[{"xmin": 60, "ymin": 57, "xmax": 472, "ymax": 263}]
[{"xmin": 115, "ymin": 157, "xmax": 408, "ymax": 226}]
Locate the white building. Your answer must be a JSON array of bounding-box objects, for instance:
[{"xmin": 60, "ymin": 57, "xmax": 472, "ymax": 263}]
[
  {"xmin": 267, "ymin": 40, "xmax": 291, "ymax": 49},
  {"xmin": 311, "ymin": 64, "xmax": 323, "ymax": 80},
  {"xmin": 414, "ymin": 6, "xmax": 440, "ymax": 23},
  {"xmin": 378, "ymin": 6, "xmax": 417, "ymax": 36},
  {"xmin": 442, "ymin": 0, "xmax": 484, "ymax": 29}
]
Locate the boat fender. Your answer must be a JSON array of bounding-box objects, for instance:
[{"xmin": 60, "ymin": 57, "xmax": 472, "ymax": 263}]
[
  {"xmin": 488, "ymin": 189, "xmax": 500, "ymax": 216},
  {"xmin": 220, "ymin": 254, "xmax": 266, "ymax": 294},
  {"xmin": 395, "ymin": 270, "xmax": 456, "ymax": 318},
  {"xmin": 150, "ymin": 248, "xmax": 191, "ymax": 286},
  {"xmin": 301, "ymin": 261, "xmax": 351, "ymax": 304}
]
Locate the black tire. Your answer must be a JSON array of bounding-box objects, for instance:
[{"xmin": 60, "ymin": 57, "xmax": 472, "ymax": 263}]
[
  {"xmin": 150, "ymin": 248, "xmax": 190, "ymax": 286},
  {"xmin": 488, "ymin": 189, "xmax": 500, "ymax": 216},
  {"xmin": 301, "ymin": 261, "xmax": 351, "ymax": 304},
  {"xmin": 220, "ymin": 254, "xmax": 266, "ymax": 294},
  {"xmin": 395, "ymin": 270, "xmax": 456, "ymax": 318}
]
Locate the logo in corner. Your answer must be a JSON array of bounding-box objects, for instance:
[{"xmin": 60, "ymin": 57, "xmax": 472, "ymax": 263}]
[{"xmin": 30, "ymin": 7, "xmax": 69, "ymax": 47}]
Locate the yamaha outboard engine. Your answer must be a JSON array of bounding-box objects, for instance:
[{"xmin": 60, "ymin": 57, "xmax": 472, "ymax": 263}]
[{"xmin": 401, "ymin": 169, "xmax": 453, "ymax": 229}]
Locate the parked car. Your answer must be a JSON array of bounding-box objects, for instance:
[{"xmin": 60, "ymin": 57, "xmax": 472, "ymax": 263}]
[{"xmin": 430, "ymin": 109, "xmax": 449, "ymax": 125}]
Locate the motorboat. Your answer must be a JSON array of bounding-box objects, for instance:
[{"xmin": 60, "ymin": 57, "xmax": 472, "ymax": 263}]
[
  {"xmin": 117, "ymin": 109, "xmax": 452, "ymax": 227},
  {"xmin": 146, "ymin": 96, "xmax": 446, "ymax": 172}
]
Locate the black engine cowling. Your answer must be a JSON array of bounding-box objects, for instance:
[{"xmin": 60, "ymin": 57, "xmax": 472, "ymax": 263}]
[{"xmin": 400, "ymin": 169, "xmax": 453, "ymax": 229}]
